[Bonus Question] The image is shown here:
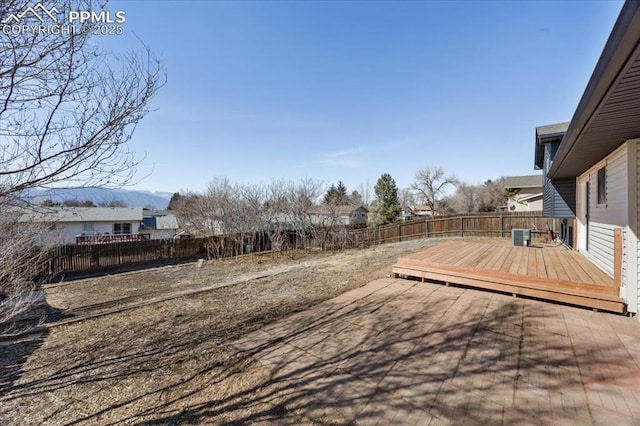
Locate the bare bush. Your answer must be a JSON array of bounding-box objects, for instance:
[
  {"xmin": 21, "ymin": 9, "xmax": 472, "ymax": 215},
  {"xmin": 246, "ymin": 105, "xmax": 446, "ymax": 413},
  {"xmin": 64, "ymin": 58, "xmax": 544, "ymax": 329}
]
[
  {"xmin": 173, "ymin": 178, "xmax": 367, "ymax": 255},
  {"xmin": 0, "ymin": 200, "xmax": 60, "ymax": 336}
]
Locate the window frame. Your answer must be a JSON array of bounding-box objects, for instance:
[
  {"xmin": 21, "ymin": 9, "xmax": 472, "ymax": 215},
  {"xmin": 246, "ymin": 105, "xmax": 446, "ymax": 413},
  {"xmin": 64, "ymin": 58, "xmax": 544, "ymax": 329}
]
[
  {"xmin": 597, "ymin": 166, "xmax": 606, "ymax": 206},
  {"xmin": 113, "ymin": 222, "xmax": 132, "ymax": 234}
]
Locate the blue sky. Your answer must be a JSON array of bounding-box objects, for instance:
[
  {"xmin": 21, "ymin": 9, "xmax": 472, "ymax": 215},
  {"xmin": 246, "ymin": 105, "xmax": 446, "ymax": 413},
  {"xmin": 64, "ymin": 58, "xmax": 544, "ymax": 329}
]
[{"xmin": 104, "ymin": 0, "xmax": 624, "ymax": 195}]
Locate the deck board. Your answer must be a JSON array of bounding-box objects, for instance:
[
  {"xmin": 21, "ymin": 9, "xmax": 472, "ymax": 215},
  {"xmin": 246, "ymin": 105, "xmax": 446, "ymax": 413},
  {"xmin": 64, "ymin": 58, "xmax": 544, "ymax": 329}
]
[{"xmin": 392, "ymin": 240, "xmax": 624, "ymax": 313}]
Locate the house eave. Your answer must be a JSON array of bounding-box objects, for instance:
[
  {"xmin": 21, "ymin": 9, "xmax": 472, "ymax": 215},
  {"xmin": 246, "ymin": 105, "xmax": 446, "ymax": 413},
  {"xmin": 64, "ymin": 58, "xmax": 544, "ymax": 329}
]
[
  {"xmin": 549, "ymin": 0, "xmax": 640, "ymax": 179},
  {"xmin": 535, "ymin": 124, "xmax": 568, "ymax": 169}
]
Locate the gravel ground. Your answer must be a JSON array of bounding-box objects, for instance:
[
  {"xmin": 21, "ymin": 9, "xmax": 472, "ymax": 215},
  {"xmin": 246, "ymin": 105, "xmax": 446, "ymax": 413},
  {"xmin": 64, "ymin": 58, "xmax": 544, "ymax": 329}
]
[{"xmin": 0, "ymin": 238, "xmax": 441, "ymax": 425}]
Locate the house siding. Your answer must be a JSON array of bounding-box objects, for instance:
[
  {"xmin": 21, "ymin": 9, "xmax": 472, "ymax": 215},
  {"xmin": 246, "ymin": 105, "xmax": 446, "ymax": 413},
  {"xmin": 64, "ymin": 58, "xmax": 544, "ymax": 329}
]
[
  {"xmin": 578, "ymin": 143, "xmax": 629, "ymax": 278},
  {"xmin": 542, "ymin": 141, "xmax": 576, "ymax": 219},
  {"xmin": 623, "ymin": 228, "xmax": 628, "ymax": 292},
  {"xmin": 589, "ymin": 147, "xmax": 628, "ymax": 226},
  {"xmin": 60, "ymin": 221, "xmax": 140, "ymax": 244},
  {"xmin": 635, "ymin": 140, "xmax": 640, "ymax": 313},
  {"xmin": 637, "ymin": 236, "xmax": 640, "ymax": 312},
  {"xmin": 543, "ymin": 178, "xmax": 576, "ymax": 218},
  {"xmin": 588, "ymin": 223, "xmax": 617, "ymax": 277},
  {"xmin": 636, "ymin": 140, "xmax": 640, "ymax": 230}
]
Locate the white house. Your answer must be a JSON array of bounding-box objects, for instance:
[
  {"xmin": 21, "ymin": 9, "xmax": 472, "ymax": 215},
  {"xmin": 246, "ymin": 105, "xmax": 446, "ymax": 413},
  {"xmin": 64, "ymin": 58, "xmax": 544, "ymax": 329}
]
[
  {"xmin": 21, "ymin": 207, "xmax": 143, "ymax": 244},
  {"xmin": 502, "ymin": 175, "xmax": 543, "ymax": 212},
  {"xmin": 535, "ymin": 0, "xmax": 640, "ymax": 314}
]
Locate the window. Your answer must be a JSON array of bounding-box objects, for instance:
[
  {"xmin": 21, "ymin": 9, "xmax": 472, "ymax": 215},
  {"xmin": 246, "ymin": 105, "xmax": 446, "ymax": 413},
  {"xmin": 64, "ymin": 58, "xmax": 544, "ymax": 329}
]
[
  {"xmin": 597, "ymin": 166, "xmax": 606, "ymax": 205},
  {"xmin": 82, "ymin": 223, "xmax": 94, "ymax": 233},
  {"xmin": 113, "ymin": 223, "xmax": 132, "ymax": 234}
]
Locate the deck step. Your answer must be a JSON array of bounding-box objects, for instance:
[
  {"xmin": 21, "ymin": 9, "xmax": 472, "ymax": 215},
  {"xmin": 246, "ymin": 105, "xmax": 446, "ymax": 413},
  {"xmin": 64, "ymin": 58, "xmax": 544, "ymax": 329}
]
[{"xmin": 391, "ymin": 264, "xmax": 626, "ymax": 314}]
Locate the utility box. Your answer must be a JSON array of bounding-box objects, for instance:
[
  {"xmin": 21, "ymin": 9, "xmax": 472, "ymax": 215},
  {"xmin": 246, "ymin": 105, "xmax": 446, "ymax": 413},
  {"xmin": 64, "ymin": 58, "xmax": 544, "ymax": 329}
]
[{"xmin": 512, "ymin": 229, "xmax": 531, "ymax": 247}]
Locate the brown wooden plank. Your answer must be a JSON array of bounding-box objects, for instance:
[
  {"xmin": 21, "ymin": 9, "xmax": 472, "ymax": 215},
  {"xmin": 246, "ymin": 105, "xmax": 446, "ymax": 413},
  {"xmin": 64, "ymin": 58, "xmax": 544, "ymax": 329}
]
[
  {"xmin": 392, "ymin": 259, "xmax": 619, "ymax": 295},
  {"xmin": 517, "ymin": 247, "xmax": 532, "ymax": 275},
  {"xmin": 496, "ymin": 246, "xmax": 517, "ymax": 273},
  {"xmin": 614, "ymin": 227, "xmax": 622, "ymax": 290},
  {"xmin": 473, "ymin": 244, "xmax": 502, "ymax": 270},
  {"xmin": 507, "ymin": 246, "xmax": 524, "ymax": 275},
  {"xmin": 556, "ymin": 250, "xmax": 584, "ymax": 283},
  {"xmin": 460, "ymin": 244, "xmax": 495, "ymax": 269},
  {"xmin": 445, "ymin": 241, "xmax": 487, "ymax": 264},
  {"xmin": 534, "ymin": 247, "xmax": 548, "ymax": 278},
  {"xmin": 391, "ymin": 265, "xmax": 625, "ymax": 313},
  {"xmin": 482, "ymin": 245, "xmax": 511, "ymax": 271},
  {"xmin": 565, "ymin": 251, "xmax": 609, "ymax": 284},
  {"xmin": 526, "ymin": 247, "xmax": 538, "ymax": 278},
  {"xmin": 543, "ymin": 245, "xmax": 564, "ymax": 281},
  {"xmin": 423, "ymin": 241, "xmax": 471, "ymax": 264}
]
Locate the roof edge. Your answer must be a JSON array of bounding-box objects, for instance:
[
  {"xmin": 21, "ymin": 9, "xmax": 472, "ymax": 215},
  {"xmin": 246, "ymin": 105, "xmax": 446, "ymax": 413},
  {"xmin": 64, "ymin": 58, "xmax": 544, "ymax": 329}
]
[{"xmin": 549, "ymin": 0, "xmax": 640, "ymax": 178}]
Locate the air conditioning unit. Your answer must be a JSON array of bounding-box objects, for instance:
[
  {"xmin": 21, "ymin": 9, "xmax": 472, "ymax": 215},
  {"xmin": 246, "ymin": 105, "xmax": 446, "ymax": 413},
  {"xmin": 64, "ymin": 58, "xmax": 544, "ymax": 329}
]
[{"xmin": 512, "ymin": 228, "xmax": 531, "ymax": 247}]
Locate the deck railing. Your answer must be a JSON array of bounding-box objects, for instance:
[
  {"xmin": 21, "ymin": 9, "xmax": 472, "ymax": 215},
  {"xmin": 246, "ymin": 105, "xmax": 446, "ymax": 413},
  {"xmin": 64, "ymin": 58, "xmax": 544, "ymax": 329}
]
[{"xmin": 75, "ymin": 233, "xmax": 152, "ymax": 244}]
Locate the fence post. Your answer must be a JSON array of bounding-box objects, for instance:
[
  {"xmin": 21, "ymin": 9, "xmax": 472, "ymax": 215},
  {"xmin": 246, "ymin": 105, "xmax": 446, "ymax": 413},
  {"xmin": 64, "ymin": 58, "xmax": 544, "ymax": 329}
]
[
  {"xmin": 500, "ymin": 215, "xmax": 503, "ymax": 238},
  {"xmin": 460, "ymin": 216, "xmax": 464, "ymax": 238},
  {"xmin": 398, "ymin": 224, "xmax": 401, "ymax": 242}
]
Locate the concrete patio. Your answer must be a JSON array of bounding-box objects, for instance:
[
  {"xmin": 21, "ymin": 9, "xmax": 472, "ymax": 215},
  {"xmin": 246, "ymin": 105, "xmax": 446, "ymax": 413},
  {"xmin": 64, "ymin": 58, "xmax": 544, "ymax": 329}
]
[{"xmin": 233, "ymin": 277, "xmax": 640, "ymax": 424}]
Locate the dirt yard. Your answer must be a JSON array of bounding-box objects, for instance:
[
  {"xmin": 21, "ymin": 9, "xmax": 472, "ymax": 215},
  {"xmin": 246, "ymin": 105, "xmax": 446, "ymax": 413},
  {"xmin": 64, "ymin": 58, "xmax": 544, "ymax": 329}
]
[{"xmin": 0, "ymin": 238, "xmax": 440, "ymax": 425}]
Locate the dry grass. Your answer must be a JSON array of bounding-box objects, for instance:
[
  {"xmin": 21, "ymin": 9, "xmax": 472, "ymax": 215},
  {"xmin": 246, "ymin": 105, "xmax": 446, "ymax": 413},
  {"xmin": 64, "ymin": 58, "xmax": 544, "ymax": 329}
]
[{"xmin": 0, "ymin": 238, "xmax": 442, "ymax": 425}]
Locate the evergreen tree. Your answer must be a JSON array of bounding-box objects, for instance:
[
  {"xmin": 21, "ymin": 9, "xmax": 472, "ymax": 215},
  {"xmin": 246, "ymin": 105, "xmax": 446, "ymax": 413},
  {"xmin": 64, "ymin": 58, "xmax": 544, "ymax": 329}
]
[
  {"xmin": 369, "ymin": 173, "xmax": 401, "ymax": 226},
  {"xmin": 167, "ymin": 192, "xmax": 183, "ymax": 210},
  {"xmin": 323, "ymin": 181, "xmax": 350, "ymax": 205},
  {"xmin": 349, "ymin": 190, "xmax": 363, "ymax": 205}
]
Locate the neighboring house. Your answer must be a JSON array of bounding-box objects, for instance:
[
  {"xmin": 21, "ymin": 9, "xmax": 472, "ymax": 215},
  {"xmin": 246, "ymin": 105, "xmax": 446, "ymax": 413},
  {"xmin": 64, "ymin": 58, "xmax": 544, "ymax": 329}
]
[
  {"xmin": 502, "ymin": 175, "xmax": 544, "ymax": 212},
  {"xmin": 534, "ymin": 0, "xmax": 640, "ymax": 313},
  {"xmin": 402, "ymin": 205, "xmax": 437, "ymax": 221},
  {"xmin": 141, "ymin": 209, "xmax": 179, "ymax": 239},
  {"xmin": 308, "ymin": 205, "xmax": 369, "ymax": 228},
  {"xmin": 21, "ymin": 207, "xmax": 143, "ymax": 244}
]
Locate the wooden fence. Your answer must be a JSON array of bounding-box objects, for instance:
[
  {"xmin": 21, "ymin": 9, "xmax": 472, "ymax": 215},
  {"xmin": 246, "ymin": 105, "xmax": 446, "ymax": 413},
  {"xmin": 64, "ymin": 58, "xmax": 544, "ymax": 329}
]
[
  {"xmin": 36, "ymin": 212, "xmax": 553, "ymax": 278},
  {"xmin": 349, "ymin": 212, "xmax": 553, "ymax": 246},
  {"xmin": 37, "ymin": 238, "xmax": 206, "ymax": 278}
]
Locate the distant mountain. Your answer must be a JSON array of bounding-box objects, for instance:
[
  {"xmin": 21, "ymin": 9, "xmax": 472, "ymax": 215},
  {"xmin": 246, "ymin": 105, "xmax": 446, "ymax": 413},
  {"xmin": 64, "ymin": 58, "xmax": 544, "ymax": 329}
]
[{"xmin": 27, "ymin": 188, "xmax": 173, "ymax": 210}]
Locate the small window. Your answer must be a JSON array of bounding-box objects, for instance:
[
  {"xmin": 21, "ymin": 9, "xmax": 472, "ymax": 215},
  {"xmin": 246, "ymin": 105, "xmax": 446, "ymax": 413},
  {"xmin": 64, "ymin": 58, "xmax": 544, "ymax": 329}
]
[
  {"xmin": 83, "ymin": 223, "xmax": 94, "ymax": 233},
  {"xmin": 113, "ymin": 223, "xmax": 132, "ymax": 234},
  {"xmin": 597, "ymin": 166, "xmax": 606, "ymax": 205}
]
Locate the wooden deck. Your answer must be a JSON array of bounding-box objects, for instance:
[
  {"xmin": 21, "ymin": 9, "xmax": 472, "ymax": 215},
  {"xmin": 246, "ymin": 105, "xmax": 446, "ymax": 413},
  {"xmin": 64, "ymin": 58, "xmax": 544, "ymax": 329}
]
[{"xmin": 391, "ymin": 240, "xmax": 626, "ymax": 313}]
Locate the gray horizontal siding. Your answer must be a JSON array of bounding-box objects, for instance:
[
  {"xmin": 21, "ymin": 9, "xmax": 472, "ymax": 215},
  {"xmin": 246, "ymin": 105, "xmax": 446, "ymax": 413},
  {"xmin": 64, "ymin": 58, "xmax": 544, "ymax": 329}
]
[{"xmin": 543, "ymin": 178, "xmax": 576, "ymax": 219}]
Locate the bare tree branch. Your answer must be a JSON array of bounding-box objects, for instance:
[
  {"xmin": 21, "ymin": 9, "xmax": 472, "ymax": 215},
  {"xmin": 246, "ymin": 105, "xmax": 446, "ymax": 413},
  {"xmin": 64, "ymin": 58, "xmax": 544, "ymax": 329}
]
[
  {"xmin": 410, "ymin": 166, "xmax": 459, "ymax": 216},
  {"xmin": 0, "ymin": 1, "xmax": 165, "ymax": 336},
  {"xmin": 0, "ymin": 1, "xmax": 165, "ymax": 196}
]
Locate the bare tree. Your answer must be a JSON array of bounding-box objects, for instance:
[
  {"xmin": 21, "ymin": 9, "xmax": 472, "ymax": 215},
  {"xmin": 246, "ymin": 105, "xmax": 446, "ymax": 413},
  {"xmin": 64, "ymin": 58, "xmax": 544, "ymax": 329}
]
[
  {"xmin": 232, "ymin": 183, "xmax": 265, "ymax": 256},
  {"xmin": 448, "ymin": 182, "xmax": 482, "ymax": 213},
  {"xmin": 478, "ymin": 178, "xmax": 508, "ymax": 212},
  {"xmin": 0, "ymin": 1, "xmax": 164, "ymax": 335},
  {"xmin": 398, "ymin": 187, "xmax": 416, "ymax": 208},
  {"xmin": 284, "ymin": 178, "xmax": 323, "ymax": 249},
  {"xmin": 411, "ymin": 166, "xmax": 459, "ymax": 216},
  {"xmin": 264, "ymin": 180, "xmax": 293, "ymax": 254},
  {"xmin": 356, "ymin": 179, "xmax": 373, "ymax": 207}
]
